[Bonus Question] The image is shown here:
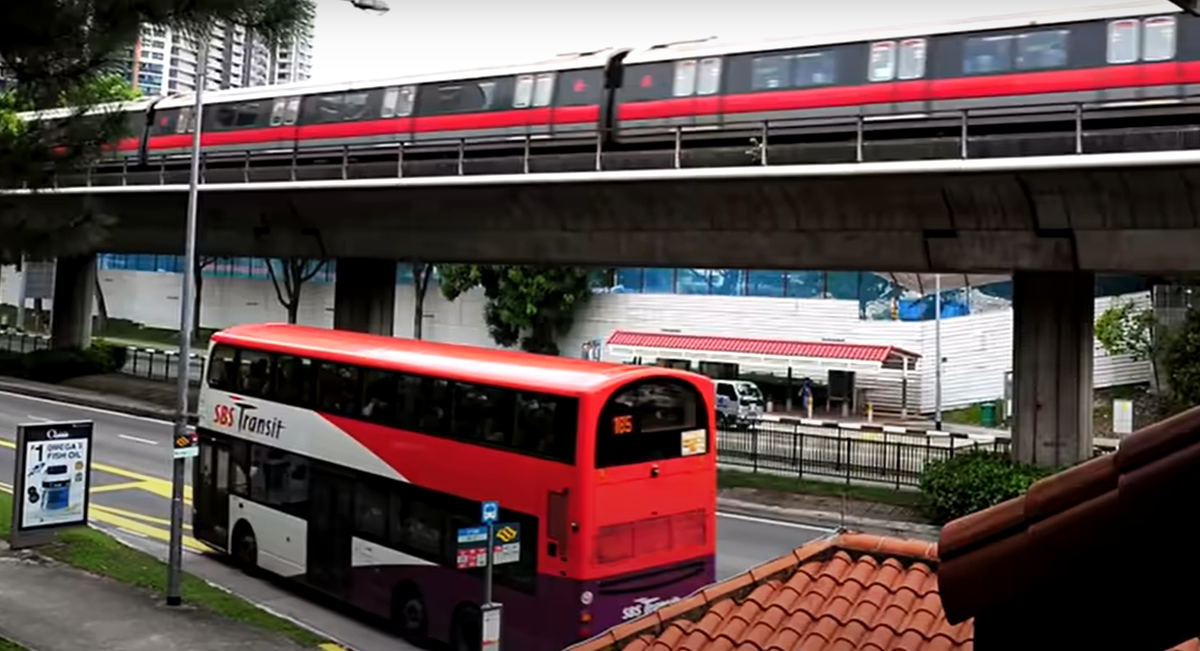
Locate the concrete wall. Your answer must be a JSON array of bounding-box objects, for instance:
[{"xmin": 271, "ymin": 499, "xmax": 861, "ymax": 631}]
[{"xmin": 0, "ymin": 266, "xmax": 1150, "ymax": 412}]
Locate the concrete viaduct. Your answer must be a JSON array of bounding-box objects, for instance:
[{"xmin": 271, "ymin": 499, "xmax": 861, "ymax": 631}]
[{"xmin": 6, "ymin": 148, "xmax": 1200, "ymax": 468}]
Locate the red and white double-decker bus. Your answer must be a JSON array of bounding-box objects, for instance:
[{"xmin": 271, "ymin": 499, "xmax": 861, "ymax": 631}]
[{"xmin": 193, "ymin": 324, "xmax": 716, "ymax": 651}]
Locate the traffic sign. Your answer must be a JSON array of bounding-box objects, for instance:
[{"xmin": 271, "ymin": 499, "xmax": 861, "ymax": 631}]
[
  {"xmin": 173, "ymin": 427, "xmax": 198, "ymax": 459},
  {"xmin": 481, "ymin": 500, "xmax": 499, "ymax": 524}
]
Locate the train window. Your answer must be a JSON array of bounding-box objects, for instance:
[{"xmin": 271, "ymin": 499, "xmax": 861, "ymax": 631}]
[
  {"xmin": 554, "ymin": 68, "xmax": 603, "ymax": 106},
  {"xmin": 697, "ymin": 57, "xmax": 722, "ymax": 95},
  {"xmin": 418, "ymin": 78, "xmax": 506, "ymax": 114},
  {"xmin": 513, "ymin": 75, "xmax": 535, "ymax": 108},
  {"xmin": 868, "ymin": 41, "xmax": 896, "ymax": 82},
  {"xmin": 397, "ymin": 85, "xmax": 416, "ymax": 117},
  {"xmin": 284, "ymin": 97, "xmax": 300, "ymax": 125},
  {"xmin": 792, "ymin": 51, "xmax": 837, "ymax": 87},
  {"xmin": 1015, "ymin": 30, "xmax": 1068, "ymax": 71},
  {"xmin": 381, "ymin": 86, "xmax": 400, "ymax": 118},
  {"xmin": 898, "ymin": 38, "xmax": 927, "ymax": 80},
  {"xmin": 1143, "ymin": 16, "xmax": 1177, "ymax": 62},
  {"xmin": 303, "ymin": 93, "xmax": 344, "ymax": 124},
  {"xmin": 963, "ymin": 35, "xmax": 1014, "ymax": 74},
  {"xmin": 751, "ymin": 54, "xmax": 790, "ymax": 91},
  {"xmin": 673, "ymin": 59, "xmax": 698, "ymax": 97},
  {"xmin": 1107, "ymin": 19, "xmax": 1140, "ymax": 64},
  {"xmin": 269, "ymin": 98, "xmax": 286, "ymax": 127},
  {"xmin": 176, "ymin": 107, "xmax": 191, "ymax": 134},
  {"xmin": 342, "ymin": 91, "xmax": 372, "ymax": 121},
  {"xmin": 533, "ymin": 73, "xmax": 555, "ymax": 107}
]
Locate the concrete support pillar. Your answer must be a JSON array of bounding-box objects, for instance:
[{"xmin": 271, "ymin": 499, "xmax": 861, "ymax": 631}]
[
  {"xmin": 50, "ymin": 254, "xmax": 96, "ymax": 350},
  {"xmin": 1011, "ymin": 271, "xmax": 1094, "ymax": 467},
  {"xmin": 333, "ymin": 258, "xmax": 396, "ymax": 336}
]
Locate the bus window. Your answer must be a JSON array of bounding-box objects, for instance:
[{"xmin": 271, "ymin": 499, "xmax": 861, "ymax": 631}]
[
  {"xmin": 236, "ymin": 349, "xmax": 274, "ymax": 398},
  {"xmin": 596, "ymin": 379, "xmax": 706, "ymax": 468},
  {"xmin": 513, "ymin": 393, "xmax": 577, "ymax": 463},
  {"xmin": 316, "ymin": 362, "xmax": 361, "ymax": 416},
  {"xmin": 354, "ymin": 480, "xmax": 389, "ymax": 540},
  {"xmin": 416, "ymin": 377, "xmax": 451, "ymax": 435},
  {"xmin": 274, "ymin": 355, "xmax": 315, "ymax": 406},
  {"xmin": 207, "ymin": 345, "xmax": 238, "ymax": 391},
  {"xmin": 361, "ymin": 368, "xmax": 398, "ymax": 423},
  {"xmin": 451, "ymin": 382, "xmax": 513, "ymax": 446}
]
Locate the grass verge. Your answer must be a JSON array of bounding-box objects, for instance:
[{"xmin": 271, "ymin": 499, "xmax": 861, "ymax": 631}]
[
  {"xmin": 0, "ymin": 638, "xmax": 29, "ymax": 651},
  {"xmin": 0, "ymin": 492, "xmax": 323, "ymax": 647},
  {"xmin": 718, "ymin": 469, "xmax": 925, "ymax": 510}
]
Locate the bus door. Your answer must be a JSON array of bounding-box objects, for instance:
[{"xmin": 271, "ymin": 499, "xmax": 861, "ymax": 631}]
[
  {"xmin": 306, "ymin": 464, "xmax": 355, "ymax": 597},
  {"xmin": 194, "ymin": 433, "xmax": 231, "ymax": 549}
]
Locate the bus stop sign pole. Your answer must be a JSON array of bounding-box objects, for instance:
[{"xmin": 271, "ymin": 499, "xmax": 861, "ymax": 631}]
[{"xmin": 480, "ymin": 501, "xmax": 501, "ymax": 651}]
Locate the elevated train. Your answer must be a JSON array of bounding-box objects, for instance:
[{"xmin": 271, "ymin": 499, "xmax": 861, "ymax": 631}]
[{"xmin": 22, "ymin": 2, "xmax": 1200, "ymax": 167}]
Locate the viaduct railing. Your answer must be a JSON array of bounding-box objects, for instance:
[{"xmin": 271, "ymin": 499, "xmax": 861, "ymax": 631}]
[{"xmin": 4, "ymin": 100, "xmax": 1200, "ymax": 190}]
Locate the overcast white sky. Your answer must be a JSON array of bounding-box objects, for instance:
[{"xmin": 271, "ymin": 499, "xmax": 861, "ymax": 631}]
[{"xmin": 311, "ymin": 0, "xmax": 1174, "ymax": 83}]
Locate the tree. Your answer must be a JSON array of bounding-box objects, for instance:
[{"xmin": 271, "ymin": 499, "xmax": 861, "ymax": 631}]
[
  {"xmin": 264, "ymin": 258, "xmax": 326, "ymax": 324},
  {"xmin": 1095, "ymin": 299, "xmax": 1164, "ymax": 393},
  {"xmin": 411, "ymin": 262, "xmax": 434, "ymax": 340},
  {"xmin": 1, "ymin": 73, "xmax": 141, "ymax": 266},
  {"xmin": 439, "ymin": 265, "xmax": 604, "ymax": 355},
  {"xmin": 1, "ymin": 0, "xmax": 315, "ymax": 263},
  {"xmin": 1162, "ymin": 307, "xmax": 1200, "ymax": 410}
]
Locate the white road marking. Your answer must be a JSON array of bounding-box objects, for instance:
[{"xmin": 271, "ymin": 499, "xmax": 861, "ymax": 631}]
[
  {"xmin": 23, "ymin": 415, "xmax": 51, "ymax": 422},
  {"xmin": 716, "ymin": 511, "xmax": 837, "ymax": 532},
  {"xmin": 0, "ymin": 391, "xmax": 173, "ymax": 426},
  {"xmin": 118, "ymin": 434, "xmax": 159, "ymax": 446}
]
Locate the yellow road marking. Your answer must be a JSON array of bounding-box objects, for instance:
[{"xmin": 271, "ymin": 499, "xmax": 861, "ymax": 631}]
[
  {"xmin": 87, "ymin": 507, "xmax": 208, "ymax": 552},
  {"xmin": 0, "ymin": 483, "xmax": 204, "ymax": 550},
  {"xmin": 90, "ymin": 481, "xmax": 150, "ymax": 493},
  {"xmin": 0, "ymin": 438, "xmax": 194, "ymax": 503},
  {"xmin": 91, "ymin": 503, "xmax": 192, "ymax": 530},
  {"xmin": 319, "ymin": 644, "xmax": 351, "ymax": 651}
]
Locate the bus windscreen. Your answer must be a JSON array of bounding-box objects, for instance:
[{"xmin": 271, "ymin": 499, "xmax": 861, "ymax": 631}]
[{"xmin": 595, "ymin": 379, "xmax": 707, "ymax": 468}]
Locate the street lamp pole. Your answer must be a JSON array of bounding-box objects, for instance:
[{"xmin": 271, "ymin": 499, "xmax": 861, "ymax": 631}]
[
  {"xmin": 934, "ymin": 273, "xmax": 943, "ymax": 431},
  {"xmin": 167, "ymin": 36, "xmax": 208, "ymax": 608}
]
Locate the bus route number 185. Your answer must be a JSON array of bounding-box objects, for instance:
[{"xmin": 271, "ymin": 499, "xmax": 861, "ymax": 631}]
[{"xmin": 613, "ymin": 415, "xmax": 633, "ymax": 435}]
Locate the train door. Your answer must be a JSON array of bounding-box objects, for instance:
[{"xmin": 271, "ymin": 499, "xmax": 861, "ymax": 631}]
[{"xmin": 865, "ymin": 39, "xmax": 930, "ymax": 117}]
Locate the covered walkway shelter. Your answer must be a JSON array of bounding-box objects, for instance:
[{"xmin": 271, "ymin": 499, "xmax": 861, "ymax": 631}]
[{"xmin": 605, "ymin": 331, "xmax": 921, "ymax": 416}]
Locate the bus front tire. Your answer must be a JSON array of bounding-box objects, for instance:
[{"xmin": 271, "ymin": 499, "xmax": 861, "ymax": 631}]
[
  {"xmin": 232, "ymin": 522, "xmax": 259, "ymax": 576},
  {"xmin": 391, "ymin": 583, "xmax": 428, "ymax": 643},
  {"xmin": 450, "ymin": 605, "xmax": 481, "ymax": 651}
]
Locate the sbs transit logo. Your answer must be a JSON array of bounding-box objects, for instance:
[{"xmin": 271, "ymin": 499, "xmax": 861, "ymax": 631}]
[{"xmin": 213, "ymin": 398, "xmax": 285, "ymax": 439}]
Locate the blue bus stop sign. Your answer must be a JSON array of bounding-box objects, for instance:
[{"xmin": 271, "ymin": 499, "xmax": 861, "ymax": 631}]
[{"xmin": 481, "ymin": 500, "xmax": 499, "ymax": 524}]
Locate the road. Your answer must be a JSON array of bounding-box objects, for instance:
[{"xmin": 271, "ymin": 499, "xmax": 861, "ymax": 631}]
[{"xmin": 0, "ymin": 391, "xmax": 830, "ymax": 651}]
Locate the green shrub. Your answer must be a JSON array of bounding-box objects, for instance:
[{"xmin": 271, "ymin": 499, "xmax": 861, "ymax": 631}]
[
  {"xmin": 918, "ymin": 450, "xmax": 1053, "ymax": 525},
  {"xmin": 0, "ymin": 343, "xmax": 124, "ymax": 384},
  {"xmin": 89, "ymin": 340, "xmax": 128, "ymax": 373}
]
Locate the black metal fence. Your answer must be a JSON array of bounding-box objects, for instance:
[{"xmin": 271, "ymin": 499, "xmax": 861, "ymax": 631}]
[
  {"xmin": 0, "ymin": 331, "xmax": 204, "ymax": 385},
  {"xmin": 716, "ymin": 418, "xmax": 1010, "ymax": 488}
]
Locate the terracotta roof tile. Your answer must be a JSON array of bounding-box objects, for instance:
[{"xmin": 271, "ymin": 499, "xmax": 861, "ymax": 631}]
[
  {"xmin": 566, "ymin": 533, "xmax": 972, "ymax": 651},
  {"xmin": 934, "ymin": 405, "xmax": 1200, "ymax": 651}
]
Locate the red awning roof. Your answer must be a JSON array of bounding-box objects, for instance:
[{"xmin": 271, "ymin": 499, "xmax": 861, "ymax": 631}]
[{"xmin": 606, "ymin": 330, "xmax": 919, "ymax": 364}]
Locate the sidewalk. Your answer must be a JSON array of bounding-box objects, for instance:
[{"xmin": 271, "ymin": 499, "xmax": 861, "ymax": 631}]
[{"xmin": 0, "ymin": 543, "xmax": 307, "ymax": 651}]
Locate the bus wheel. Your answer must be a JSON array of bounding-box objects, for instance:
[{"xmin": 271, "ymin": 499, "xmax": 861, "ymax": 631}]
[
  {"xmin": 233, "ymin": 522, "xmax": 259, "ymax": 576},
  {"xmin": 450, "ymin": 605, "xmax": 481, "ymax": 651},
  {"xmin": 391, "ymin": 584, "xmax": 427, "ymax": 643}
]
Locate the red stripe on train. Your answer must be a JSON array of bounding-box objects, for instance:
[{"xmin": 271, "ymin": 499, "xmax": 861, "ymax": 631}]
[
  {"xmin": 617, "ymin": 61, "xmax": 1199, "ymax": 121},
  {"xmin": 144, "ymin": 105, "xmax": 600, "ymax": 152}
]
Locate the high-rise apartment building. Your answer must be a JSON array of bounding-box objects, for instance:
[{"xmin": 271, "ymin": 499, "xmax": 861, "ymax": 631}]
[{"xmin": 120, "ymin": 18, "xmax": 314, "ymax": 95}]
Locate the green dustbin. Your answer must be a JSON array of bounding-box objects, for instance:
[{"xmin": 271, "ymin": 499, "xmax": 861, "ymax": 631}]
[{"xmin": 980, "ymin": 402, "xmax": 997, "ymax": 427}]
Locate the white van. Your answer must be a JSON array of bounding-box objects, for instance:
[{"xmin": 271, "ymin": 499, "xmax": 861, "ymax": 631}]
[{"xmin": 713, "ymin": 379, "xmax": 765, "ymax": 428}]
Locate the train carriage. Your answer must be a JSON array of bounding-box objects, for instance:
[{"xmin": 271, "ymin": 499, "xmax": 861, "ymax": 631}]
[{"xmin": 19, "ymin": 1, "xmax": 1200, "ymax": 170}]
